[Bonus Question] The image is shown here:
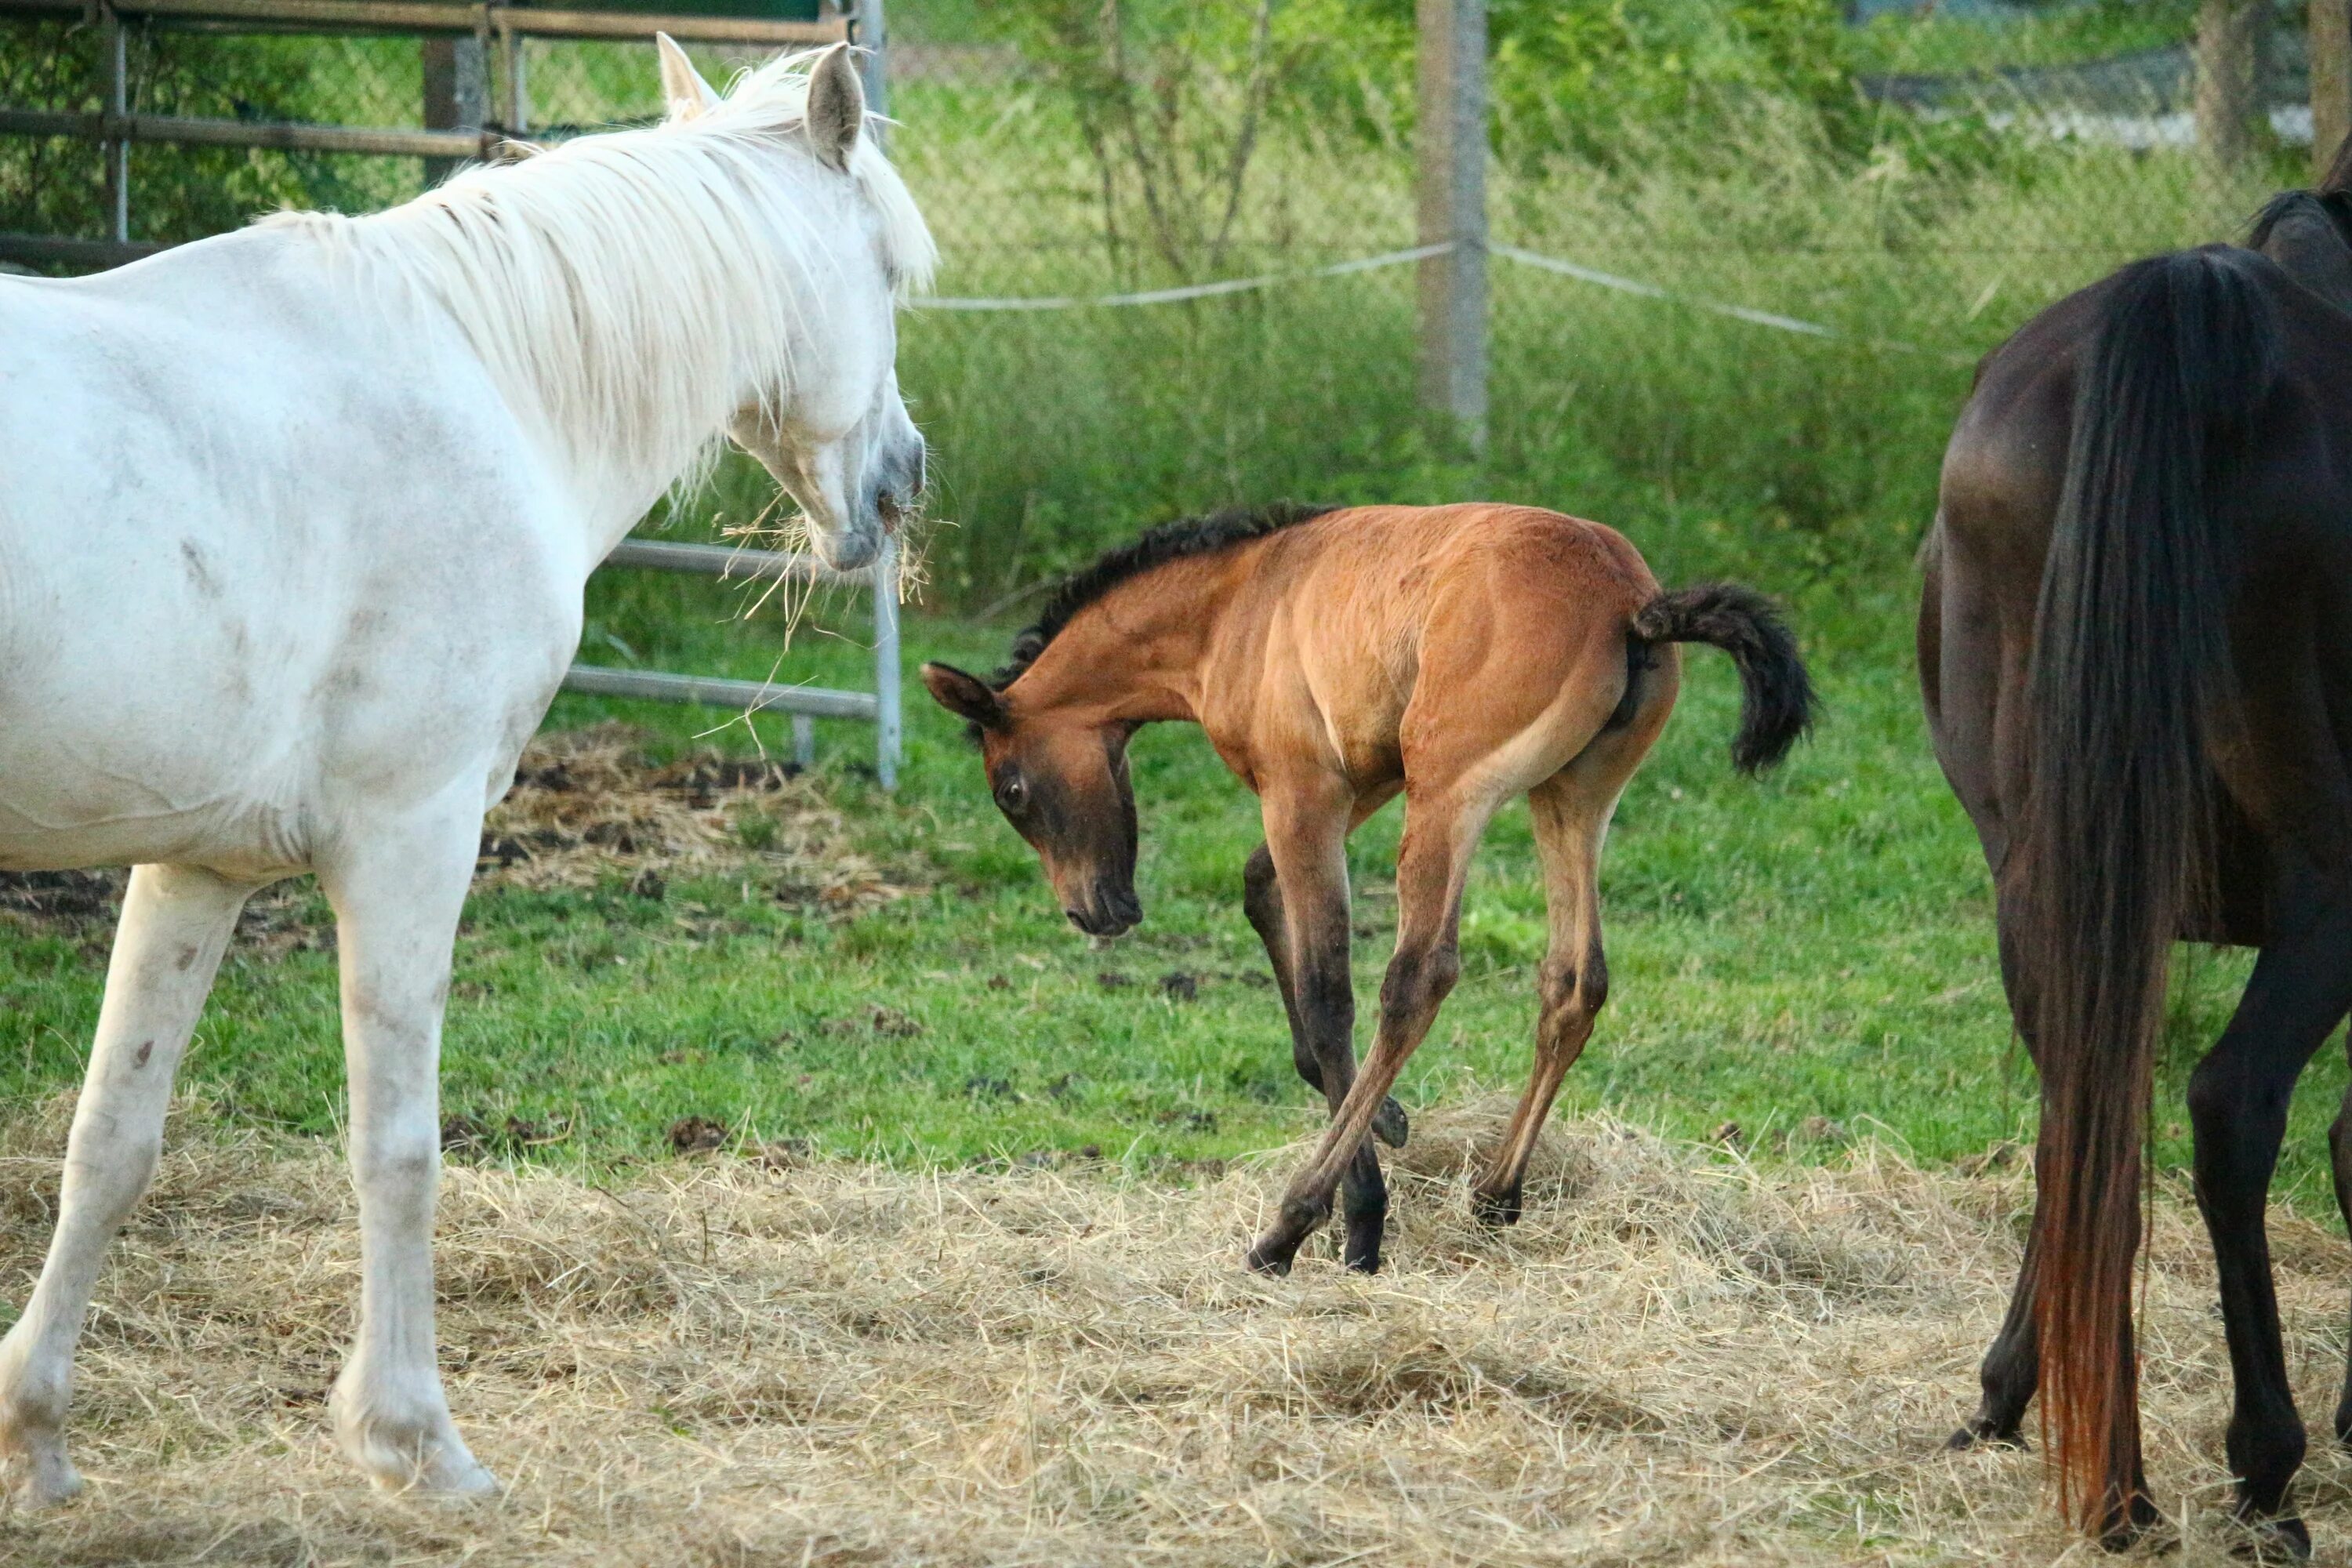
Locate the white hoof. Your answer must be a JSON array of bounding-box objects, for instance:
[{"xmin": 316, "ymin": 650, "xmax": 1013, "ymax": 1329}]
[
  {"xmin": 0, "ymin": 1433, "xmax": 84, "ymax": 1510},
  {"xmin": 332, "ymin": 1378, "xmax": 499, "ymax": 1500}
]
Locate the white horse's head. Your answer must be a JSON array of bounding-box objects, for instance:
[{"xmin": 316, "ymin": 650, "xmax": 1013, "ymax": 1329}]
[{"xmin": 659, "ymin": 38, "xmax": 931, "ymax": 572}]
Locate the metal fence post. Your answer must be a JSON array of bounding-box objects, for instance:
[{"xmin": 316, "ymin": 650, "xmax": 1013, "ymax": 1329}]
[
  {"xmin": 1415, "ymin": 0, "xmax": 1486, "ymax": 452},
  {"xmin": 873, "ymin": 531, "xmax": 900, "ymax": 789},
  {"xmin": 855, "ymin": 0, "xmax": 902, "ymax": 791},
  {"xmin": 100, "ymin": 3, "xmax": 126, "ymax": 244},
  {"xmin": 853, "ymin": 0, "xmax": 886, "ymax": 125},
  {"xmin": 2316, "ymin": 0, "xmax": 2350, "ymax": 183}
]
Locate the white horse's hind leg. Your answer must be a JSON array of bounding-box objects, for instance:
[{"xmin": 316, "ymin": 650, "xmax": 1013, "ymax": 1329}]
[
  {"xmin": 318, "ymin": 804, "xmax": 496, "ymax": 1498},
  {"xmin": 0, "ymin": 865, "xmax": 252, "ymax": 1506}
]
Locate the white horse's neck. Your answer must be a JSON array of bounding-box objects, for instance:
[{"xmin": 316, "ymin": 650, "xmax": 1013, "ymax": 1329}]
[{"xmin": 267, "ymin": 60, "xmax": 931, "ymax": 562}]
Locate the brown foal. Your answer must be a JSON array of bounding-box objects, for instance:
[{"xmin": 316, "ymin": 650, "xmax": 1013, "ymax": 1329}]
[{"xmin": 922, "ymin": 503, "xmax": 1813, "ymax": 1273}]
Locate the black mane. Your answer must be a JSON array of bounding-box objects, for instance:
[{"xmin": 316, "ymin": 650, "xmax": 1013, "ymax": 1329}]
[
  {"xmin": 992, "ymin": 501, "xmax": 1338, "ymax": 688},
  {"xmin": 2247, "ymin": 187, "xmax": 2352, "ymax": 253}
]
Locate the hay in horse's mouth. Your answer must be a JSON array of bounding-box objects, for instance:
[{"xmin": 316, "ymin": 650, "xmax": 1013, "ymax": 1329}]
[{"xmin": 2, "ymin": 1098, "xmax": 2347, "ymax": 1564}]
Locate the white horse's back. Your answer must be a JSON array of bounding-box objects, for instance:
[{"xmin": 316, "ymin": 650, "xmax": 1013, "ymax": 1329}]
[{"xmin": 0, "ymin": 228, "xmax": 567, "ymax": 874}]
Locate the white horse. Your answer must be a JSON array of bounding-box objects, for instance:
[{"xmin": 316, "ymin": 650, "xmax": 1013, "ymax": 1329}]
[{"xmin": 0, "ymin": 38, "xmax": 933, "ymax": 1503}]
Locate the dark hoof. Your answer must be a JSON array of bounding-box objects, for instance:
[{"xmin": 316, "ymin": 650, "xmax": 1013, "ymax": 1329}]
[
  {"xmin": 2225, "ymin": 1513, "xmax": 2309, "ymax": 1563},
  {"xmin": 1470, "ymin": 1187, "xmax": 1523, "ymax": 1229},
  {"xmin": 1944, "ymin": 1418, "xmax": 2027, "ymax": 1453},
  {"xmin": 1341, "ymin": 1245, "xmax": 1381, "ymax": 1275},
  {"xmin": 1371, "ymin": 1096, "xmax": 1409, "ymax": 1149},
  {"xmin": 1244, "ymin": 1236, "xmax": 1298, "ymax": 1276},
  {"xmin": 2095, "ymin": 1494, "xmax": 2167, "ymax": 1555},
  {"xmin": 2336, "ymin": 1400, "xmax": 2352, "ymax": 1449}
]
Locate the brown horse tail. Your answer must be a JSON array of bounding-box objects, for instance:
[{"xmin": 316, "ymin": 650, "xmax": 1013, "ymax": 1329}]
[
  {"xmin": 1632, "ymin": 583, "xmax": 1814, "ymax": 774},
  {"xmin": 2024, "ymin": 247, "xmax": 2278, "ymax": 1536}
]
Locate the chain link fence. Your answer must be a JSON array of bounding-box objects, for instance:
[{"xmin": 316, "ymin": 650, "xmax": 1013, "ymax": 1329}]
[{"xmin": 0, "ymin": 1, "xmax": 2325, "ymax": 605}]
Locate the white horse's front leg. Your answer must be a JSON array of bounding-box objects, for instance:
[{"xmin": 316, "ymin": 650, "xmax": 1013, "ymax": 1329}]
[
  {"xmin": 318, "ymin": 807, "xmax": 496, "ymax": 1498},
  {"xmin": 0, "ymin": 864, "xmax": 253, "ymax": 1506}
]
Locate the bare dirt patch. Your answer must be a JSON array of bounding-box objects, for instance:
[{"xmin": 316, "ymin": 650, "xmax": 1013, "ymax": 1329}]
[
  {"xmin": 0, "ymin": 726, "xmax": 916, "ymax": 949},
  {"xmin": 0, "ymin": 1099, "xmax": 2344, "ymax": 1565}
]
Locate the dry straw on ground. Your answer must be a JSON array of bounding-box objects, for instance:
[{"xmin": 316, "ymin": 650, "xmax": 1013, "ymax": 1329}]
[{"xmin": 2, "ymin": 1098, "xmax": 2350, "ymax": 1566}]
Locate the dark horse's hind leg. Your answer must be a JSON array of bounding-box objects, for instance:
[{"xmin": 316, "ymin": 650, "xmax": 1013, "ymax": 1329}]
[
  {"xmin": 1949, "ymin": 1174, "xmax": 2042, "ymax": 1451},
  {"xmin": 1243, "ymin": 842, "xmax": 1392, "ymax": 1272},
  {"xmin": 1952, "ymin": 895, "xmax": 2045, "ymax": 1451},
  {"xmin": 2187, "ymin": 878, "xmax": 2352, "ymax": 1553},
  {"xmin": 2331, "ymin": 1070, "xmax": 2352, "ymax": 1446}
]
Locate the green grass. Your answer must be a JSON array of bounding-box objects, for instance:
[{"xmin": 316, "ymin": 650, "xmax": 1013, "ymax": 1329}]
[
  {"xmin": 3, "ymin": 562, "xmax": 2342, "ymax": 1215},
  {"xmin": 1849, "ymin": 0, "xmax": 2201, "ymax": 78}
]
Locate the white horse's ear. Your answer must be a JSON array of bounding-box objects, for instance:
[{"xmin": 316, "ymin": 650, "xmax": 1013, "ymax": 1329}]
[
  {"xmin": 656, "ymin": 34, "xmax": 720, "ymax": 121},
  {"xmin": 804, "ymin": 43, "xmax": 864, "ymax": 172}
]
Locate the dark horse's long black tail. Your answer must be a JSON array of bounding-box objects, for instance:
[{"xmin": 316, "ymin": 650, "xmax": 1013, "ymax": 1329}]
[
  {"xmin": 1634, "ymin": 583, "xmax": 1815, "ymax": 772},
  {"xmin": 2025, "ymin": 248, "xmax": 2279, "ymax": 1538}
]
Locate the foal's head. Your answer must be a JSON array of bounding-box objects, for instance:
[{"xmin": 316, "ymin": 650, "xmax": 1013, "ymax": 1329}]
[{"xmin": 919, "ymin": 663, "xmax": 1142, "ymax": 938}]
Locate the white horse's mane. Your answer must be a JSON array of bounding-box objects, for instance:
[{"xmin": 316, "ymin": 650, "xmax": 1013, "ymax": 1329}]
[{"xmin": 267, "ymin": 50, "xmax": 936, "ymax": 494}]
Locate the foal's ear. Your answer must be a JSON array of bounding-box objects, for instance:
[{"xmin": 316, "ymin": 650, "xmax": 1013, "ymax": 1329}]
[
  {"xmin": 656, "ymin": 34, "xmax": 720, "ymax": 122},
  {"xmin": 804, "ymin": 42, "xmax": 865, "ymax": 172},
  {"xmin": 920, "ymin": 663, "xmax": 1006, "ymax": 730}
]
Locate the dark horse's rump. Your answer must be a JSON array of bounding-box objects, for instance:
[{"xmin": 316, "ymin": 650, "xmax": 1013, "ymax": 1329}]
[{"xmin": 1926, "ymin": 203, "xmax": 2352, "ymax": 1549}]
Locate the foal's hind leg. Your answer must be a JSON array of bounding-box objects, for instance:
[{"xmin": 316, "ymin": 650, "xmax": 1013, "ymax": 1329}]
[
  {"xmin": 1470, "ymin": 771, "xmax": 1613, "ymax": 1227},
  {"xmin": 318, "ymin": 803, "xmax": 497, "ymax": 1497},
  {"xmin": 0, "ymin": 865, "xmax": 253, "ymax": 1506}
]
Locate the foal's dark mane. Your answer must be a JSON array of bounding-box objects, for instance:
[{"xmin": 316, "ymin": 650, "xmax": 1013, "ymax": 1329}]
[{"xmin": 992, "ymin": 501, "xmax": 1338, "ymax": 688}]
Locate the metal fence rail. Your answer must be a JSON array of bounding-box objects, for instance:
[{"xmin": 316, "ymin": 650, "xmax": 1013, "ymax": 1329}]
[{"xmin": 568, "ymin": 536, "xmax": 902, "ymax": 788}]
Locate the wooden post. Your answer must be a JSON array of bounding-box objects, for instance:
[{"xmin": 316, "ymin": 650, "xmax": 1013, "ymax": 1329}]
[
  {"xmin": 100, "ymin": 4, "xmax": 127, "ymax": 244},
  {"xmin": 420, "ymin": 34, "xmax": 486, "ymax": 185},
  {"xmin": 1415, "ymin": 0, "xmax": 1486, "ymax": 450},
  {"xmin": 2195, "ymin": 0, "xmax": 2265, "ymax": 170},
  {"xmin": 852, "ymin": 0, "xmax": 886, "ymax": 129},
  {"xmin": 2316, "ymin": 0, "xmax": 2350, "ymax": 184}
]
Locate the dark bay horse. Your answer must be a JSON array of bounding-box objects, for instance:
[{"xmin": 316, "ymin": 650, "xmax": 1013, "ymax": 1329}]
[
  {"xmin": 1922, "ymin": 171, "xmax": 2352, "ymax": 1551},
  {"xmin": 922, "ymin": 503, "xmax": 1813, "ymax": 1273}
]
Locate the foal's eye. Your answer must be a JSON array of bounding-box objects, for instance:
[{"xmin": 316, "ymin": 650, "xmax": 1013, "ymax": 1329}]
[{"xmin": 996, "ymin": 772, "xmax": 1029, "ymax": 813}]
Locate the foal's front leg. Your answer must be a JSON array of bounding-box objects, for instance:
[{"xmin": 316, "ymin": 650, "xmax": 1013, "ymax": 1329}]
[
  {"xmin": 1247, "ymin": 795, "xmax": 1388, "ymax": 1272},
  {"xmin": 317, "ymin": 804, "xmax": 497, "ymax": 1497},
  {"xmin": 1249, "ymin": 785, "xmax": 1494, "ymax": 1275},
  {"xmin": 0, "ymin": 866, "xmax": 253, "ymax": 1506},
  {"xmin": 1243, "ymin": 843, "xmax": 1407, "ymax": 1150}
]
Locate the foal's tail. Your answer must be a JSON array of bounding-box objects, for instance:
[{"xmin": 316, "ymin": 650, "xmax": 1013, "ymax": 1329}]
[
  {"xmin": 2023, "ymin": 247, "xmax": 2278, "ymax": 1539},
  {"xmin": 1633, "ymin": 583, "xmax": 1814, "ymax": 773}
]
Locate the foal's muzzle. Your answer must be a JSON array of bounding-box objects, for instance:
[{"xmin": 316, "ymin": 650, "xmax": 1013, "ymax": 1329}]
[{"xmin": 1066, "ymin": 886, "xmax": 1142, "ymax": 938}]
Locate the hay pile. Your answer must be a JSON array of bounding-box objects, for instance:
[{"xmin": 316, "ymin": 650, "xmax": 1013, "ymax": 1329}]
[
  {"xmin": 479, "ymin": 724, "xmax": 907, "ymax": 906},
  {"xmin": 2, "ymin": 1099, "xmax": 2348, "ymax": 1566},
  {"xmin": 0, "ymin": 727, "xmax": 912, "ymax": 944}
]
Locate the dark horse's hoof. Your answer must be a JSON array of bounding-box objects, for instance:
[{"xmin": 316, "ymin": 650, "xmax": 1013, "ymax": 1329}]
[
  {"xmin": 2094, "ymin": 1493, "xmax": 2169, "ymax": 1556},
  {"xmin": 1470, "ymin": 1187, "xmax": 1523, "ymax": 1229},
  {"xmin": 1944, "ymin": 1419, "xmax": 2027, "ymax": 1453},
  {"xmin": 2225, "ymin": 1512, "xmax": 2310, "ymax": 1563},
  {"xmin": 1371, "ymin": 1096, "xmax": 1409, "ymax": 1149}
]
